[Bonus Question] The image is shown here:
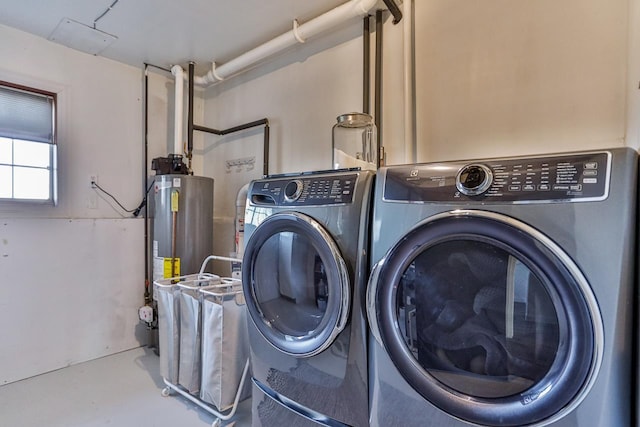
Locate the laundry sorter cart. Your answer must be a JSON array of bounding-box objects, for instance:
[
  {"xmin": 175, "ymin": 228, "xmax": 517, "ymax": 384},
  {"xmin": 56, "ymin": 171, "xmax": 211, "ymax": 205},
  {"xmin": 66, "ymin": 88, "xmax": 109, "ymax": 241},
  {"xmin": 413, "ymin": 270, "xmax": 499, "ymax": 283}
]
[{"xmin": 153, "ymin": 255, "xmax": 251, "ymax": 427}]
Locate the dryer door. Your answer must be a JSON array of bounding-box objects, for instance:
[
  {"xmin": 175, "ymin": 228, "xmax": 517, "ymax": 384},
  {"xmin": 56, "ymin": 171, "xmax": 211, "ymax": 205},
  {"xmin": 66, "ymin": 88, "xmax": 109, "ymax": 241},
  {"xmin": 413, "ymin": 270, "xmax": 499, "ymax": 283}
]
[
  {"xmin": 367, "ymin": 209, "xmax": 603, "ymax": 427},
  {"xmin": 242, "ymin": 211, "xmax": 351, "ymax": 357}
]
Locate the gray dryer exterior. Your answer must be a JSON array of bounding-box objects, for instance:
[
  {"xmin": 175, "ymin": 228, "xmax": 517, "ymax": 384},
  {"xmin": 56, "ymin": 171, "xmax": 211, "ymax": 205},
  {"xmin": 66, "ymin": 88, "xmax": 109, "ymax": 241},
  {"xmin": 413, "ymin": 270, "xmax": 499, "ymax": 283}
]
[{"xmin": 367, "ymin": 148, "xmax": 637, "ymax": 426}]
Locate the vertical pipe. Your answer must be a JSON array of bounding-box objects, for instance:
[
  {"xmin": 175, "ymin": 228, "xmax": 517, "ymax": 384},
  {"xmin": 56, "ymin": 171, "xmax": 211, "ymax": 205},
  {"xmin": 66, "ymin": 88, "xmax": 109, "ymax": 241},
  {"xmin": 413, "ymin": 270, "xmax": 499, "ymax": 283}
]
[
  {"xmin": 263, "ymin": 123, "xmax": 270, "ymax": 176},
  {"xmin": 171, "ymin": 65, "xmax": 184, "ymax": 155},
  {"xmin": 363, "ymin": 16, "xmax": 371, "ymax": 114},
  {"xmin": 403, "ymin": 0, "xmax": 415, "ymax": 163},
  {"xmin": 375, "ymin": 10, "xmax": 383, "ymax": 168},
  {"xmin": 188, "ymin": 62, "xmax": 195, "ymax": 163},
  {"xmin": 143, "ymin": 65, "xmax": 150, "ymax": 303}
]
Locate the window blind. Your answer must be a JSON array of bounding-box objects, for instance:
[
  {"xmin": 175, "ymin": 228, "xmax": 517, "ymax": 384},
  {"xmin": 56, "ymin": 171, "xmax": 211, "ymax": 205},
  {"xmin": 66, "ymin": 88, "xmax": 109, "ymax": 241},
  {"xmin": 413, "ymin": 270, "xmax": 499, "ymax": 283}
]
[{"xmin": 0, "ymin": 85, "xmax": 54, "ymax": 144}]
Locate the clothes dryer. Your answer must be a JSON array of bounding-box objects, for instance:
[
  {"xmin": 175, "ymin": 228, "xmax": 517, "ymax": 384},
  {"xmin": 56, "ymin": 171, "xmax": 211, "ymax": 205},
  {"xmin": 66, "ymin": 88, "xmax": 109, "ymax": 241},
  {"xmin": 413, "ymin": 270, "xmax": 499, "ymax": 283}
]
[
  {"xmin": 367, "ymin": 148, "xmax": 637, "ymax": 426},
  {"xmin": 242, "ymin": 169, "xmax": 374, "ymax": 427}
]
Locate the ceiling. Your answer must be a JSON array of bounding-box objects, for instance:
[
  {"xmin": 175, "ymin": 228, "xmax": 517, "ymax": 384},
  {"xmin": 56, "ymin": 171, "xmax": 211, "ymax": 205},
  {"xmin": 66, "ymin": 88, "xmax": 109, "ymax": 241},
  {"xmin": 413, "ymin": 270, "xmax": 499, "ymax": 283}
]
[{"xmin": 0, "ymin": 0, "xmax": 353, "ymax": 72}]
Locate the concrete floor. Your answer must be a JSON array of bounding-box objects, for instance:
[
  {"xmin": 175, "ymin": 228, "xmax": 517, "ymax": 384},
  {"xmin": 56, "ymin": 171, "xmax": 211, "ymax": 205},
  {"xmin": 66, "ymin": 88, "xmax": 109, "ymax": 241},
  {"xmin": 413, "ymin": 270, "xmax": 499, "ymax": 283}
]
[{"xmin": 0, "ymin": 347, "xmax": 251, "ymax": 427}]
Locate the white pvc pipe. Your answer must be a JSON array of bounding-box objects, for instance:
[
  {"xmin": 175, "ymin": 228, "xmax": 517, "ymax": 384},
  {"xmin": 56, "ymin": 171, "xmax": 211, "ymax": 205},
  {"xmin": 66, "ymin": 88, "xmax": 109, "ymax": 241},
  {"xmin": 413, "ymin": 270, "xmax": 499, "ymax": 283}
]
[
  {"xmin": 171, "ymin": 65, "xmax": 184, "ymax": 155},
  {"xmin": 194, "ymin": 0, "xmax": 379, "ymax": 86},
  {"xmin": 403, "ymin": 0, "xmax": 415, "ymax": 163}
]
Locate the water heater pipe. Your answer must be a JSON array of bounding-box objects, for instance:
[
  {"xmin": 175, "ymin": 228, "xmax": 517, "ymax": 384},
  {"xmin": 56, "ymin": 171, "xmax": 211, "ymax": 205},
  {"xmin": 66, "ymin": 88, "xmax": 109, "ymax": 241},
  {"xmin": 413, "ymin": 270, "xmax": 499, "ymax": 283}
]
[
  {"xmin": 363, "ymin": 16, "xmax": 371, "ymax": 114},
  {"xmin": 374, "ymin": 10, "xmax": 383, "ymax": 168},
  {"xmin": 192, "ymin": 0, "xmax": 379, "ymax": 86},
  {"xmin": 171, "ymin": 65, "xmax": 184, "ymax": 155}
]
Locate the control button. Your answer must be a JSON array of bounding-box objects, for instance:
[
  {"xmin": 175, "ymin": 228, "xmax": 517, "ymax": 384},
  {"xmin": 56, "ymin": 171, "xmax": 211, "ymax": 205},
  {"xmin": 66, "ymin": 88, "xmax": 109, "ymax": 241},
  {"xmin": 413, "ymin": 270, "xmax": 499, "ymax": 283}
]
[
  {"xmin": 284, "ymin": 180, "xmax": 304, "ymax": 202},
  {"xmin": 570, "ymin": 184, "xmax": 583, "ymax": 191},
  {"xmin": 583, "ymin": 170, "xmax": 598, "ymax": 177},
  {"xmin": 583, "ymin": 178, "xmax": 598, "ymax": 184},
  {"xmin": 455, "ymin": 164, "xmax": 493, "ymax": 196},
  {"xmin": 584, "ymin": 162, "xmax": 598, "ymax": 169},
  {"xmin": 508, "ymin": 185, "xmax": 521, "ymax": 191},
  {"xmin": 538, "ymin": 184, "xmax": 550, "ymax": 191},
  {"xmin": 553, "ymin": 185, "xmax": 570, "ymax": 191},
  {"xmin": 523, "ymin": 184, "xmax": 535, "ymax": 191}
]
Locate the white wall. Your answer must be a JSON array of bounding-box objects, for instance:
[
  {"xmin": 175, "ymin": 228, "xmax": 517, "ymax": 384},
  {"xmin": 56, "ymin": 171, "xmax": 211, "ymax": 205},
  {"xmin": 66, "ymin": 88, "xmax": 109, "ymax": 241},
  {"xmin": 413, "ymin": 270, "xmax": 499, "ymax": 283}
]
[
  {"xmin": 197, "ymin": 0, "xmax": 635, "ymax": 263},
  {"xmin": 0, "ymin": 0, "xmax": 635, "ymax": 384},
  {"xmin": 0, "ymin": 24, "xmax": 149, "ymax": 384},
  {"xmin": 414, "ymin": 0, "xmax": 629, "ymax": 162},
  {"xmin": 200, "ymin": 22, "xmax": 367, "ymax": 265},
  {"xmin": 627, "ymin": 0, "xmax": 640, "ymax": 149}
]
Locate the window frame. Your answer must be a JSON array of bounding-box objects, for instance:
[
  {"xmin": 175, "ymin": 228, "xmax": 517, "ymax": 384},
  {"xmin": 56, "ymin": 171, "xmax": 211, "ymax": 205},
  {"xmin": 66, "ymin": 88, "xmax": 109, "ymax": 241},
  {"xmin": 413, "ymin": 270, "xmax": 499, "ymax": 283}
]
[{"xmin": 0, "ymin": 80, "xmax": 57, "ymax": 205}]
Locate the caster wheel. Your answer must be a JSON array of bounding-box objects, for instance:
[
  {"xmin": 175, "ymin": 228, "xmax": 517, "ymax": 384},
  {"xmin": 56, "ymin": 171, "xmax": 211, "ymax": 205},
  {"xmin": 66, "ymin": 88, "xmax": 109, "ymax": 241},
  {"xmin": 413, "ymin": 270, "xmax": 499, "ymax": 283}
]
[{"xmin": 161, "ymin": 387, "xmax": 171, "ymax": 397}]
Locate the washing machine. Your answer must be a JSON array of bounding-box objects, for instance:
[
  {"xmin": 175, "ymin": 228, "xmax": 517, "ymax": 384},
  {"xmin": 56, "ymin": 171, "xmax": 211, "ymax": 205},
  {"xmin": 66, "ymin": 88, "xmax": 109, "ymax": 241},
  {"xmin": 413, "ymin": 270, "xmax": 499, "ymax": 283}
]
[
  {"xmin": 242, "ymin": 168, "xmax": 374, "ymax": 427},
  {"xmin": 366, "ymin": 148, "xmax": 637, "ymax": 426}
]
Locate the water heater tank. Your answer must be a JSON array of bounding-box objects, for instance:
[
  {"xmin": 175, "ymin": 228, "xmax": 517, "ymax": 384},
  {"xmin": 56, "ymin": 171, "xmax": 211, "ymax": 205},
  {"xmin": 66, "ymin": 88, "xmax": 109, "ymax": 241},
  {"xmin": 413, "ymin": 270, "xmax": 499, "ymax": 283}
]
[{"xmin": 152, "ymin": 175, "xmax": 213, "ymax": 279}]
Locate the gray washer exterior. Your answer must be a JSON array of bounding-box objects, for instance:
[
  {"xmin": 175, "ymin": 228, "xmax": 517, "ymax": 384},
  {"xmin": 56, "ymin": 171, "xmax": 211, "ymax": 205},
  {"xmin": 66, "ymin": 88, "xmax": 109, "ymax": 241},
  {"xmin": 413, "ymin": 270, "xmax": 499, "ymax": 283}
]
[
  {"xmin": 242, "ymin": 169, "xmax": 374, "ymax": 427},
  {"xmin": 367, "ymin": 148, "xmax": 637, "ymax": 426}
]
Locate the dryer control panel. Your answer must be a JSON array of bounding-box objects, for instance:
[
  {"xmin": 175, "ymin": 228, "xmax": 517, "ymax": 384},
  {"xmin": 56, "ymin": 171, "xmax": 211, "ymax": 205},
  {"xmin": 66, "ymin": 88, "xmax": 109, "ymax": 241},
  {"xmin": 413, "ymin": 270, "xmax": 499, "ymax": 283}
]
[
  {"xmin": 251, "ymin": 173, "xmax": 358, "ymax": 206},
  {"xmin": 384, "ymin": 152, "xmax": 610, "ymax": 203}
]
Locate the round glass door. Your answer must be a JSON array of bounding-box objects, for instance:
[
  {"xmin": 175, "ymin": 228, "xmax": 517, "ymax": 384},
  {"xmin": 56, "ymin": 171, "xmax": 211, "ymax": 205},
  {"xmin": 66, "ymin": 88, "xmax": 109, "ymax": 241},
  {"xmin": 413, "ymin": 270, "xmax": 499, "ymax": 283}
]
[
  {"xmin": 242, "ymin": 212, "xmax": 350, "ymax": 357},
  {"xmin": 368, "ymin": 210, "xmax": 602, "ymax": 426}
]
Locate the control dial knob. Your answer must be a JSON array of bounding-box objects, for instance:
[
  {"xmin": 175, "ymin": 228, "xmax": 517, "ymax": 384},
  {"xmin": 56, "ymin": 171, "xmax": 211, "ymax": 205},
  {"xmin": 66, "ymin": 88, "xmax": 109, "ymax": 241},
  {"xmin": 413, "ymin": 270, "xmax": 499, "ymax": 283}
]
[
  {"xmin": 456, "ymin": 164, "xmax": 493, "ymax": 196},
  {"xmin": 284, "ymin": 179, "xmax": 304, "ymax": 202}
]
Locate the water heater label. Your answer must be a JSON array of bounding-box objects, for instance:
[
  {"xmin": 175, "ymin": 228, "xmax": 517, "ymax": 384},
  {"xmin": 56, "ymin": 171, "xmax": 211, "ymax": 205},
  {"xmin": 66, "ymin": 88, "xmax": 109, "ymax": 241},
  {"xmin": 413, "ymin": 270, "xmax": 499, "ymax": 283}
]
[
  {"xmin": 163, "ymin": 257, "xmax": 180, "ymax": 278},
  {"xmin": 173, "ymin": 178, "xmax": 181, "ymax": 188},
  {"xmin": 171, "ymin": 190, "xmax": 179, "ymax": 212}
]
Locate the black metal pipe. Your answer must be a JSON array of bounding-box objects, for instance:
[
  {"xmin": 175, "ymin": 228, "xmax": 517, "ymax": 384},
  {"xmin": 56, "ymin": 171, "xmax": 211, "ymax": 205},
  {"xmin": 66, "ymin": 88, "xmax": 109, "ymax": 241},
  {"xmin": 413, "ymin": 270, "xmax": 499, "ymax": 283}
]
[
  {"xmin": 187, "ymin": 62, "xmax": 195, "ymax": 160},
  {"xmin": 193, "ymin": 119, "xmax": 268, "ymax": 136},
  {"xmin": 193, "ymin": 124, "xmax": 223, "ymax": 135},
  {"xmin": 143, "ymin": 62, "xmax": 172, "ymax": 74},
  {"xmin": 221, "ymin": 118, "xmax": 269, "ymax": 135},
  {"xmin": 193, "ymin": 118, "xmax": 270, "ymax": 175},
  {"xmin": 363, "ymin": 16, "xmax": 371, "ymax": 114},
  {"xmin": 263, "ymin": 123, "xmax": 270, "ymax": 176},
  {"xmin": 143, "ymin": 64, "xmax": 150, "ymax": 304},
  {"xmin": 375, "ymin": 10, "xmax": 383, "ymax": 168},
  {"xmin": 382, "ymin": 0, "xmax": 403, "ymax": 24},
  {"xmin": 185, "ymin": 60, "xmax": 270, "ymax": 177}
]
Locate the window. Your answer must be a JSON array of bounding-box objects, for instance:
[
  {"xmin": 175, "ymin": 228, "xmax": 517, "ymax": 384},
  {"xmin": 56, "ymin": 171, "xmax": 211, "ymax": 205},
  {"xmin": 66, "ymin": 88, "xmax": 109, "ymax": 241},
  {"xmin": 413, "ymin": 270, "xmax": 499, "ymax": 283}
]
[{"xmin": 0, "ymin": 81, "xmax": 56, "ymax": 203}]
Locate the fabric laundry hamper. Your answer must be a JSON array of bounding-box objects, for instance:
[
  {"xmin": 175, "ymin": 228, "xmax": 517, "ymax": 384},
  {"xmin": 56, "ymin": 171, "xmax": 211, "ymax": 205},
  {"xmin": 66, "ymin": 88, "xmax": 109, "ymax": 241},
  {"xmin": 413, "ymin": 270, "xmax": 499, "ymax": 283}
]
[
  {"xmin": 177, "ymin": 274, "xmax": 222, "ymax": 394},
  {"xmin": 199, "ymin": 279, "xmax": 252, "ymax": 409},
  {"xmin": 153, "ymin": 279, "xmax": 182, "ymax": 384},
  {"xmin": 154, "ymin": 273, "xmax": 221, "ymax": 390}
]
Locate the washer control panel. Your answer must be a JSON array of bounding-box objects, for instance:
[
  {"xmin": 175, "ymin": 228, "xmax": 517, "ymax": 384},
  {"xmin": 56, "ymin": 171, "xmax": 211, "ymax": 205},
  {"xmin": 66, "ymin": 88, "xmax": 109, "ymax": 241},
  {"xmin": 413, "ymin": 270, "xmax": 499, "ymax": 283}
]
[
  {"xmin": 384, "ymin": 152, "xmax": 610, "ymax": 203},
  {"xmin": 456, "ymin": 164, "xmax": 494, "ymax": 196},
  {"xmin": 251, "ymin": 173, "xmax": 358, "ymax": 206}
]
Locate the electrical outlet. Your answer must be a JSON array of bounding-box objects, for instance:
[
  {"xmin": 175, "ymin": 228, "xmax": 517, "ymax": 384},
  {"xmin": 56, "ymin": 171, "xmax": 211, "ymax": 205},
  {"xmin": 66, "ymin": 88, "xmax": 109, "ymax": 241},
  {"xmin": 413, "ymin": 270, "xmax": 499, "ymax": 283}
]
[{"xmin": 90, "ymin": 174, "xmax": 98, "ymax": 188}]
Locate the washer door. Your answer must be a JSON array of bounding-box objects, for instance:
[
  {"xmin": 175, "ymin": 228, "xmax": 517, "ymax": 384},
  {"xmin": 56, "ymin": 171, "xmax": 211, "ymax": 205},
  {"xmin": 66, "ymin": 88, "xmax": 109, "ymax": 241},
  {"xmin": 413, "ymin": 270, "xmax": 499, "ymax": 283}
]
[
  {"xmin": 367, "ymin": 210, "xmax": 603, "ymax": 426},
  {"xmin": 243, "ymin": 212, "xmax": 351, "ymax": 357}
]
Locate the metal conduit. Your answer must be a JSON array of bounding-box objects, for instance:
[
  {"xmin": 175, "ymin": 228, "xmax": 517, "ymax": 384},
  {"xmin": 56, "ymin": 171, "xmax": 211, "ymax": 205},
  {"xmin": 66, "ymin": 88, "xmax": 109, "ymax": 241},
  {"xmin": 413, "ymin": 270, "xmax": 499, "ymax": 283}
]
[{"xmin": 187, "ymin": 63, "xmax": 270, "ymax": 176}]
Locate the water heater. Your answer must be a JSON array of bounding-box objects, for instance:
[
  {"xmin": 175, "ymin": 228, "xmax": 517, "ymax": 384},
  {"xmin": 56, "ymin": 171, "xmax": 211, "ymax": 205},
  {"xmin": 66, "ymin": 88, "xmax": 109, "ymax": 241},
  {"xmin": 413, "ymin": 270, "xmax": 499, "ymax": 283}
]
[{"xmin": 152, "ymin": 175, "xmax": 213, "ymax": 279}]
